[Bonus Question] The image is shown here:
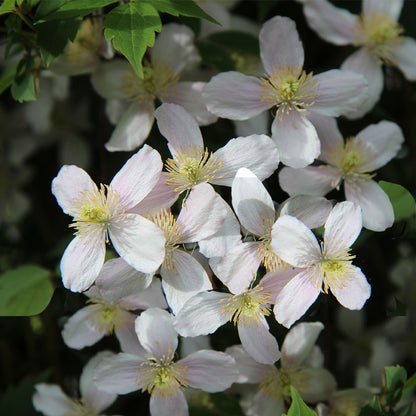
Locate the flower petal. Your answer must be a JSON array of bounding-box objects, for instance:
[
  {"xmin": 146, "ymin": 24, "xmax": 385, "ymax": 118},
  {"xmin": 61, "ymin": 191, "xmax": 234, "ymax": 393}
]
[
  {"xmin": 105, "ymin": 100, "xmax": 155, "ymax": 152},
  {"xmin": 281, "ymin": 322, "xmax": 324, "ymax": 368},
  {"xmin": 33, "ymin": 384, "xmax": 73, "ymax": 416},
  {"xmin": 173, "ymin": 291, "xmax": 230, "ymax": 337},
  {"xmin": 115, "ymin": 314, "xmax": 147, "ymax": 356},
  {"xmin": 273, "ymin": 269, "xmax": 321, "ymax": 328},
  {"xmin": 271, "ymin": 215, "xmax": 321, "ymax": 268},
  {"xmin": 212, "ymin": 134, "xmax": 279, "ymax": 186},
  {"xmin": 279, "ymin": 166, "xmax": 340, "ymax": 196},
  {"xmin": 109, "ymin": 214, "xmax": 166, "ymax": 274},
  {"xmin": 231, "ymin": 167, "xmax": 275, "ymax": 236},
  {"xmin": 260, "ymin": 16, "xmax": 304, "ymax": 74},
  {"xmin": 300, "ymin": 368, "xmax": 337, "ymax": 402},
  {"xmin": 154, "ymin": 103, "xmax": 204, "ymax": 156},
  {"xmin": 323, "ymin": 201, "xmax": 362, "ymax": 248},
  {"xmin": 61, "ymin": 235, "xmax": 106, "ymax": 292},
  {"xmin": 110, "ymin": 144, "xmax": 162, "ymax": 210},
  {"xmin": 135, "ymin": 308, "xmax": 178, "ymax": 358},
  {"xmin": 238, "ymin": 316, "xmax": 281, "ymax": 365},
  {"xmin": 180, "ymin": 350, "xmax": 238, "ymax": 392},
  {"xmin": 260, "ymin": 267, "xmax": 302, "ymax": 300},
  {"xmin": 330, "ymin": 266, "xmax": 371, "ymax": 310},
  {"xmin": 302, "ymin": 0, "xmax": 358, "ymax": 45},
  {"xmin": 363, "ymin": 0, "xmax": 403, "ymax": 21},
  {"xmin": 271, "ymin": 110, "xmax": 320, "ymax": 168},
  {"xmin": 312, "ymin": 69, "xmax": 369, "ymax": 117},
  {"xmin": 345, "ymin": 179, "xmax": 394, "ymax": 232},
  {"xmin": 149, "ymin": 391, "xmax": 188, "ymax": 416},
  {"xmin": 203, "ymin": 71, "xmax": 270, "ymax": 120},
  {"xmin": 392, "ymin": 37, "xmax": 416, "ymax": 80}
]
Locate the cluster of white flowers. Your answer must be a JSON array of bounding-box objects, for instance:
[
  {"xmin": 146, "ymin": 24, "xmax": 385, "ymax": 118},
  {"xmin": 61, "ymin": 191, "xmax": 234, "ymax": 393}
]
[{"xmin": 31, "ymin": 1, "xmax": 415, "ymax": 415}]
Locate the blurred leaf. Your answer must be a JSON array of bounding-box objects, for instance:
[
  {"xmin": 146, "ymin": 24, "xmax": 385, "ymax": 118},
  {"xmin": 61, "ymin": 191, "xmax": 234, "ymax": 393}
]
[
  {"xmin": 0, "ymin": 61, "xmax": 18, "ymax": 94},
  {"xmin": 385, "ymin": 365, "xmax": 407, "ymax": 407},
  {"xmin": 35, "ymin": 0, "xmax": 117, "ymax": 21},
  {"xmin": 10, "ymin": 56, "xmax": 37, "ymax": 102},
  {"xmin": 379, "ymin": 181, "xmax": 416, "ymax": 221},
  {"xmin": 150, "ymin": 0, "xmax": 218, "ymax": 24},
  {"xmin": 34, "ymin": 0, "xmax": 67, "ymax": 19},
  {"xmin": 358, "ymin": 396, "xmax": 383, "ymax": 416},
  {"xmin": 36, "ymin": 16, "xmax": 81, "ymax": 66},
  {"xmin": 190, "ymin": 392, "xmax": 244, "ymax": 416},
  {"xmin": 104, "ymin": 1, "xmax": 161, "ymax": 77},
  {"xmin": 198, "ymin": 42, "xmax": 235, "ymax": 72},
  {"xmin": 206, "ymin": 31, "xmax": 259, "ymax": 55},
  {"xmin": 0, "ymin": 265, "xmax": 54, "ymax": 316},
  {"xmin": 396, "ymin": 403, "xmax": 413, "ymax": 416},
  {"xmin": 283, "ymin": 386, "xmax": 317, "ymax": 416},
  {"xmin": 402, "ymin": 372, "xmax": 416, "ymax": 400},
  {"xmin": 386, "ymin": 297, "xmax": 407, "ymax": 317},
  {"xmin": 0, "ymin": 372, "xmax": 50, "ymax": 415},
  {"xmin": 0, "ymin": 0, "xmax": 15, "ymax": 15}
]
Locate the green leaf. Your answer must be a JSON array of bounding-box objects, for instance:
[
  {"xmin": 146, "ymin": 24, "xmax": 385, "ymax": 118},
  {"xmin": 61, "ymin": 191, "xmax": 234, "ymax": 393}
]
[
  {"xmin": 402, "ymin": 372, "xmax": 416, "ymax": 400},
  {"xmin": 34, "ymin": 0, "xmax": 67, "ymax": 20},
  {"xmin": 283, "ymin": 386, "xmax": 317, "ymax": 416},
  {"xmin": 35, "ymin": 0, "xmax": 117, "ymax": 21},
  {"xmin": 358, "ymin": 396, "xmax": 383, "ymax": 416},
  {"xmin": 0, "ymin": 0, "xmax": 15, "ymax": 15},
  {"xmin": 206, "ymin": 31, "xmax": 260, "ymax": 55},
  {"xmin": 10, "ymin": 56, "xmax": 37, "ymax": 102},
  {"xmin": 0, "ymin": 265, "xmax": 54, "ymax": 316},
  {"xmin": 396, "ymin": 403, "xmax": 413, "ymax": 416},
  {"xmin": 36, "ymin": 16, "xmax": 81, "ymax": 66},
  {"xmin": 385, "ymin": 365, "xmax": 407, "ymax": 406},
  {"xmin": 379, "ymin": 181, "xmax": 416, "ymax": 221},
  {"xmin": 198, "ymin": 42, "xmax": 235, "ymax": 72},
  {"xmin": 104, "ymin": 1, "xmax": 161, "ymax": 77},
  {"xmin": 0, "ymin": 61, "xmax": 18, "ymax": 94},
  {"xmin": 149, "ymin": 0, "xmax": 218, "ymax": 24}
]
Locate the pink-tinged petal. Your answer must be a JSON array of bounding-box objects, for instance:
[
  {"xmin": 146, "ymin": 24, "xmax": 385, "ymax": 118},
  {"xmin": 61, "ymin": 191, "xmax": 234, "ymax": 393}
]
[
  {"xmin": 180, "ymin": 350, "xmax": 238, "ymax": 392},
  {"xmin": 279, "ymin": 195, "xmax": 332, "ymax": 229},
  {"xmin": 173, "ymin": 291, "xmax": 230, "ymax": 337},
  {"xmin": 91, "ymin": 59, "xmax": 133, "ymax": 100},
  {"xmin": 260, "ymin": 267, "xmax": 302, "ymax": 300},
  {"xmin": 203, "ymin": 71, "xmax": 270, "ymax": 120},
  {"xmin": 115, "ymin": 314, "xmax": 147, "ymax": 356},
  {"xmin": 105, "ymin": 98, "xmax": 128, "ymax": 125},
  {"xmin": 323, "ymin": 201, "xmax": 362, "ymax": 248},
  {"xmin": 130, "ymin": 176, "xmax": 179, "ymax": 216},
  {"xmin": 226, "ymin": 345, "xmax": 272, "ymax": 383},
  {"xmin": 109, "ymin": 214, "xmax": 166, "ymax": 274},
  {"xmin": 211, "ymin": 242, "xmax": 262, "ymax": 295},
  {"xmin": 232, "ymin": 167, "xmax": 275, "ymax": 235},
  {"xmin": 306, "ymin": 113, "xmax": 343, "ymax": 164},
  {"xmin": 302, "ymin": 0, "xmax": 358, "ymax": 45},
  {"xmin": 198, "ymin": 198, "xmax": 241, "ymax": 259},
  {"xmin": 212, "ymin": 134, "xmax": 279, "ymax": 186},
  {"xmin": 301, "ymin": 368, "xmax": 337, "ymax": 402},
  {"xmin": 105, "ymin": 100, "xmax": 155, "ymax": 152},
  {"xmin": 149, "ymin": 389, "xmax": 188, "ymax": 416},
  {"xmin": 161, "ymin": 250, "xmax": 213, "ymax": 313},
  {"xmin": 271, "ymin": 111, "xmax": 320, "ymax": 168},
  {"xmin": 135, "ymin": 308, "xmax": 177, "ymax": 358},
  {"xmin": 110, "ymin": 144, "xmax": 162, "ymax": 210},
  {"xmin": 281, "ymin": 322, "xmax": 324, "ymax": 368},
  {"xmin": 80, "ymin": 351, "xmax": 118, "ymax": 413},
  {"xmin": 94, "ymin": 352, "xmax": 144, "ymax": 394},
  {"xmin": 61, "ymin": 306, "xmax": 105, "ymax": 349},
  {"xmin": 273, "ymin": 269, "xmax": 321, "ymax": 328},
  {"xmin": 392, "ymin": 37, "xmax": 416, "ymax": 80},
  {"xmin": 95, "ymin": 257, "xmax": 151, "ymax": 303},
  {"xmin": 61, "ymin": 235, "xmax": 106, "ymax": 292},
  {"xmin": 151, "ymin": 23, "xmax": 200, "ymax": 74},
  {"xmin": 120, "ymin": 278, "xmax": 167, "ymax": 310},
  {"xmin": 238, "ymin": 316, "xmax": 281, "ymax": 365},
  {"xmin": 345, "ymin": 179, "xmax": 394, "ymax": 232},
  {"xmin": 330, "ymin": 266, "xmax": 371, "ymax": 310},
  {"xmin": 312, "ymin": 69, "xmax": 368, "ymax": 117},
  {"xmin": 363, "ymin": 0, "xmax": 403, "ymax": 21},
  {"xmin": 176, "ymin": 183, "xmax": 227, "ymax": 242},
  {"xmin": 356, "ymin": 121, "xmax": 404, "ymax": 170},
  {"xmin": 341, "ymin": 49, "xmax": 383, "ymax": 119},
  {"xmin": 154, "ymin": 103, "xmax": 203, "ymax": 156},
  {"xmin": 162, "ymin": 81, "xmax": 218, "ymax": 126},
  {"xmin": 33, "ymin": 384, "xmax": 73, "ymax": 416},
  {"xmin": 279, "ymin": 166, "xmax": 340, "ymax": 197},
  {"xmin": 271, "ymin": 215, "xmax": 321, "ymax": 267},
  {"xmin": 260, "ymin": 16, "xmax": 304, "ymax": 75},
  {"xmin": 52, "ymin": 165, "xmax": 97, "ymax": 216}
]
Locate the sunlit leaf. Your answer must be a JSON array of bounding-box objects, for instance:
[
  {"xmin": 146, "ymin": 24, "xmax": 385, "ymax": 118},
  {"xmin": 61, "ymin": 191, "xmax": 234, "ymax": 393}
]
[
  {"xmin": 379, "ymin": 181, "xmax": 416, "ymax": 221},
  {"xmin": 0, "ymin": 0, "xmax": 15, "ymax": 16},
  {"xmin": 283, "ymin": 386, "xmax": 317, "ymax": 416}
]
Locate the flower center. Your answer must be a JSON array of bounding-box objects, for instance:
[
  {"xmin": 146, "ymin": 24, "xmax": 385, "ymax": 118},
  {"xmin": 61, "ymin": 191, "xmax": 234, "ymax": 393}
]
[
  {"xmin": 259, "ymin": 65, "xmax": 320, "ymax": 119},
  {"xmin": 137, "ymin": 353, "xmax": 188, "ymax": 398},
  {"xmin": 219, "ymin": 286, "xmax": 272, "ymax": 327},
  {"xmin": 354, "ymin": 12, "xmax": 403, "ymax": 64},
  {"xmin": 121, "ymin": 60, "xmax": 179, "ymax": 103},
  {"xmin": 164, "ymin": 147, "xmax": 225, "ymax": 193}
]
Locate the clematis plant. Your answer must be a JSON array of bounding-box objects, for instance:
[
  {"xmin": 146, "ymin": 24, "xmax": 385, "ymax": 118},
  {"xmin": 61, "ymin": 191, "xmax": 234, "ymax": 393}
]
[{"xmin": 52, "ymin": 144, "xmax": 166, "ymax": 292}]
